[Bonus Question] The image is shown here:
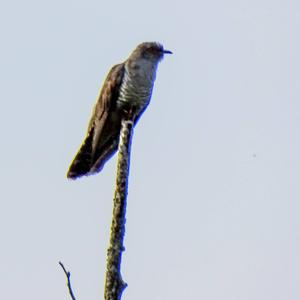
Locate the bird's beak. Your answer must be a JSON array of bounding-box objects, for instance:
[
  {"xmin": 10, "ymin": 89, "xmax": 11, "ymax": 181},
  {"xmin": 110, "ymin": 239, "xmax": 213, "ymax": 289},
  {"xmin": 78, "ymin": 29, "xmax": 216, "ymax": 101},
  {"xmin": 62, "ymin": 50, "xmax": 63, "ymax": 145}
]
[{"xmin": 163, "ymin": 49, "xmax": 173, "ymax": 54}]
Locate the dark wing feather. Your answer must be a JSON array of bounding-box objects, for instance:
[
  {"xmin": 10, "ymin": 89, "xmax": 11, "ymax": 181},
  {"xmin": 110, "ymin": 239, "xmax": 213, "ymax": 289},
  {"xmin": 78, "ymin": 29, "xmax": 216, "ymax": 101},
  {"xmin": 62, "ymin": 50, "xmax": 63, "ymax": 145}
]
[{"xmin": 67, "ymin": 63, "xmax": 125, "ymax": 179}]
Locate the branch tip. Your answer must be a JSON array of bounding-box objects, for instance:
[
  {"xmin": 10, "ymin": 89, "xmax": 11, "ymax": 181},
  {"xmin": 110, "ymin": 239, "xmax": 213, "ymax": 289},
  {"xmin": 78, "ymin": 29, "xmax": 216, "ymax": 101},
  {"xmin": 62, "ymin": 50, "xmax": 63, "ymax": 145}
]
[{"xmin": 59, "ymin": 261, "xmax": 77, "ymax": 300}]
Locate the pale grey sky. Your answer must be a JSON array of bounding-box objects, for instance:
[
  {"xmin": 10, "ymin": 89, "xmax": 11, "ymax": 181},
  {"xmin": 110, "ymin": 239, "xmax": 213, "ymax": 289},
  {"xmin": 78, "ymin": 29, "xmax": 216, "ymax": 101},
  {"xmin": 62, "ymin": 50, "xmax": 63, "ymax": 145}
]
[{"xmin": 1, "ymin": 0, "xmax": 300, "ymax": 299}]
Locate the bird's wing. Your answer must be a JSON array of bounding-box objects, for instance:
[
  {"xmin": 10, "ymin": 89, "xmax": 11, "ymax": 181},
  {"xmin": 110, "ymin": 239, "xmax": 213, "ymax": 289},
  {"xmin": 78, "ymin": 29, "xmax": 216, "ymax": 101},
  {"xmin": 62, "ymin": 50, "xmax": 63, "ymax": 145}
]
[{"xmin": 67, "ymin": 63, "xmax": 125, "ymax": 179}]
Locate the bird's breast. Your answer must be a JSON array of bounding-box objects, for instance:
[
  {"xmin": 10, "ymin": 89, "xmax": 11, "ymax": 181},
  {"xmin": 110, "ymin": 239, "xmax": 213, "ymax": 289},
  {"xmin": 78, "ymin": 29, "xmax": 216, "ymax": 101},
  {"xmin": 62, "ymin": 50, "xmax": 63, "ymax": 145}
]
[{"xmin": 117, "ymin": 59, "xmax": 158, "ymax": 112}]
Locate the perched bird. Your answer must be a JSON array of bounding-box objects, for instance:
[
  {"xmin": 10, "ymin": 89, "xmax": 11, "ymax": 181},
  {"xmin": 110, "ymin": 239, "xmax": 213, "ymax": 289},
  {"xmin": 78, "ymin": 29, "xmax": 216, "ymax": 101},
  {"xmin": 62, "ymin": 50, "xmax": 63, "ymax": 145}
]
[{"xmin": 67, "ymin": 42, "xmax": 172, "ymax": 179}]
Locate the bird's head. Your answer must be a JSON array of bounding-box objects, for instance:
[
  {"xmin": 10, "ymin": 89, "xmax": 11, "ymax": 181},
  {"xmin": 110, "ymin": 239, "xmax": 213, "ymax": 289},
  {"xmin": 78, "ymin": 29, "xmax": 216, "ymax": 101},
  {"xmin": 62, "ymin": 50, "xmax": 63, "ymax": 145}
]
[{"xmin": 132, "ymin": 42, "xmax": 172, "ymax": 62}]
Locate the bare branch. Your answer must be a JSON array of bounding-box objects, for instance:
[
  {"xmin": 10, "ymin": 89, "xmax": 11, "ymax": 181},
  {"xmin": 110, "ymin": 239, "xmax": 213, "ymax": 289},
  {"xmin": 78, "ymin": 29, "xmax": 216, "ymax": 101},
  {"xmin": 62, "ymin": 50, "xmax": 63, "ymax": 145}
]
[
  {"xmin": 104, "ymin": 118, "xmax": 134, "ymax": 300},
  {"xmin": 59, "ymin": 261, "xmax": 77, "ymax": 300}
]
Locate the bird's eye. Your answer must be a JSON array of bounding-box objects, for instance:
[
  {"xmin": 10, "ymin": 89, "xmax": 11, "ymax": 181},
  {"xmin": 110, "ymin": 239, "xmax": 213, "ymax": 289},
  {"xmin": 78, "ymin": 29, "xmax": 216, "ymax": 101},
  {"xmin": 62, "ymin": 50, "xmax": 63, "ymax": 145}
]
[{"xmin": 149, "ymin": 46, "xmax": 160, "ymax": 53}]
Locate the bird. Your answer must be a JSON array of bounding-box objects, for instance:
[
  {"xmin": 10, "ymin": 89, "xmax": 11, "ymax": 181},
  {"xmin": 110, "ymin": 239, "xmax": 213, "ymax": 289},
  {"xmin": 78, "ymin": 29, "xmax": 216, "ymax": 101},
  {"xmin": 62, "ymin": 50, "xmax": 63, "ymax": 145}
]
[{"xmin": 67, "ymin": 42, "xmax": 172, "ymax": 179}]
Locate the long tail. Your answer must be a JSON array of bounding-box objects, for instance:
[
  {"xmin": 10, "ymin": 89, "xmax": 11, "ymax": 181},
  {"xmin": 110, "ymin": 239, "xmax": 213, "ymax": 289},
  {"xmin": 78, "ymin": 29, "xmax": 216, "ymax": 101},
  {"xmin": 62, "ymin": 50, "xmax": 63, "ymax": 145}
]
[
  {"xmin": 67, "ymin": 128, "xmax": 119, "ymax": 179},
  {"xmin": 67, "ymin": 128, "xmax": 95, "ymax": 179}
]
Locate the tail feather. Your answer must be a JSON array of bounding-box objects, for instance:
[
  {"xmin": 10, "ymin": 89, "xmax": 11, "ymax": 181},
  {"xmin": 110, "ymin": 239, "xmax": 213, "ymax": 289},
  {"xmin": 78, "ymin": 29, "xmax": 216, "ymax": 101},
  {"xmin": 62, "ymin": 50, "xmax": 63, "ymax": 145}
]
[
  {"xmin": 67, "ymin": 128, "xmax": 94, "ymax": 179},
  {"xmin": 89, "ymin": 139, "xmax": 119, "ymax": 174},
  {"xmin": 67, "ymin": 127, "xmax": 120, "ymax": 179}
]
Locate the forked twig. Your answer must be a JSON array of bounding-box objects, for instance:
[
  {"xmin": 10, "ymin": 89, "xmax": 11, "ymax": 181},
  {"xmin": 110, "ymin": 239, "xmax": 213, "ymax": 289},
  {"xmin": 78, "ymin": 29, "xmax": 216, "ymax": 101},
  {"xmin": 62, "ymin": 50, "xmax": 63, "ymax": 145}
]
[{"xmin": 59, "ymin": 261, "xmax": 77, "ymax": 300}]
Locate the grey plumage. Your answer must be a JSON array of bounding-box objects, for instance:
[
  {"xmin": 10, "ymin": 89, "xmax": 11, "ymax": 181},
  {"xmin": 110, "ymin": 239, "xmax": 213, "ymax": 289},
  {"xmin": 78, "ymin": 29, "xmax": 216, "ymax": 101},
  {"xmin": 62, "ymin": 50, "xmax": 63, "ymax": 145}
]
[{"xmin": 67, "ymin": 42, "xmax": 172, "ymax": 179}]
